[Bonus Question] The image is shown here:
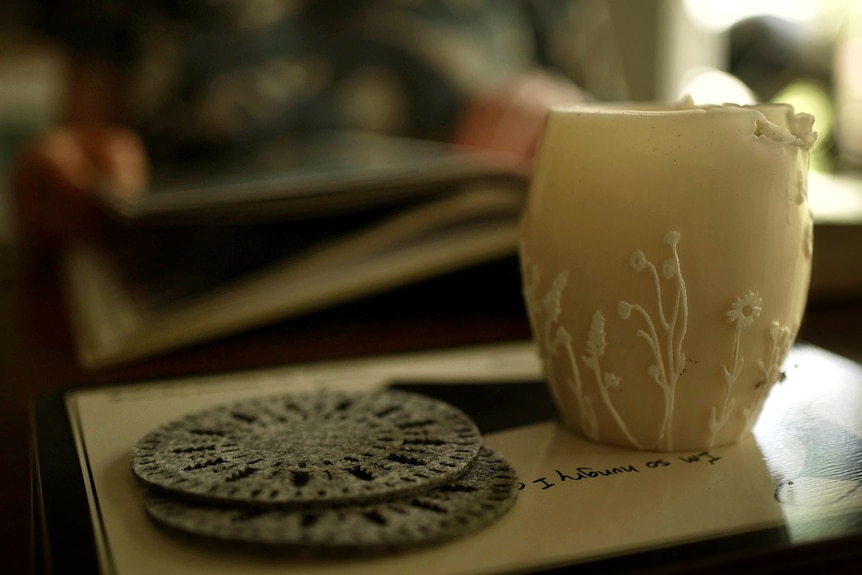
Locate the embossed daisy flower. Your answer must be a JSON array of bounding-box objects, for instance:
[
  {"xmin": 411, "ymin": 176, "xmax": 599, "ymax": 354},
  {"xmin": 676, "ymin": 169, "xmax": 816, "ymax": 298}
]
[{"xmin": 726, "ymin": 291, "xmax": 762, "ymax": 330}]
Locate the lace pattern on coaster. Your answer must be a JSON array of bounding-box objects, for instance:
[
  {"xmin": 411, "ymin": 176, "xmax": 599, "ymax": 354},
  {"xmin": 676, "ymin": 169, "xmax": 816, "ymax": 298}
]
[
  {"xmin": 142, "ymin": 447, "xmax": 519, "ymax": 555},
  {"xmin": 130, "ymin": 389, "xmax": 483, "ymax": 506}
]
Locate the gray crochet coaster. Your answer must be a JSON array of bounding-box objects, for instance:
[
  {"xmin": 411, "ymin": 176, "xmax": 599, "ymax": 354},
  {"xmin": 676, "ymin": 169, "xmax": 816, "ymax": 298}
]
[
  {"xmin": 142, "ymin": 447, "xmax": 519, "ymax": 556},
  {"xmin": 130, "ymin": 389, "xmax": 483, "ymax": 507}
]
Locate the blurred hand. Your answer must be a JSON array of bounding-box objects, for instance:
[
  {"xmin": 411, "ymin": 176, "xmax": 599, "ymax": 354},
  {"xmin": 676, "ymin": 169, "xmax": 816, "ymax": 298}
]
[
  {"xmin": 451, "ymin": 70, "xmax": 587, "ymax": 167},
  {"xmin": 11, "ymin": 124, "xmax": 149, "ymax": 249}
]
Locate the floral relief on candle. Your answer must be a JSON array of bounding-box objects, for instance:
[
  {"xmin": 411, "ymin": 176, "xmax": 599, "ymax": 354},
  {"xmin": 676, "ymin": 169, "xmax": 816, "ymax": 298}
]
[
  {"xmin": 522, "ymin": 231, "xmax": 805, "ymax": 451},
  {"xmin": 520, "ymin": 100, "xmax": 816, "ymax": 451}
]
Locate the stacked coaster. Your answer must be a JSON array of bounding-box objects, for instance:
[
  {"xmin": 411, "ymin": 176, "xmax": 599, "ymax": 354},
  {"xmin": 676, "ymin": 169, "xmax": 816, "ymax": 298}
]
[{"xmin": 130, "ymin": 388, "xmax": 519, "ymax": 557}]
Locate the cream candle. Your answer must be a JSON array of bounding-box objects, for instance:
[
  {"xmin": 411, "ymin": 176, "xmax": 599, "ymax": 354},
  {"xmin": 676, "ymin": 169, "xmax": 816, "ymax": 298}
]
[{"xmin": 520, "ymin": 100, "xmax": 816, "ymax": 451}]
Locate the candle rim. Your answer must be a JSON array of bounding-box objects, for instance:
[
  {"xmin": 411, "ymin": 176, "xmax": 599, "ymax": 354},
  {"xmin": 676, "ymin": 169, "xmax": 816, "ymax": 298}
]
[
  {"xmin": 551, "ymin": 100, "xmax": 790, "ymax": 116},
  {"xmin": 548, "ymin": 99, "xmax": 817, "ymax": 149}
]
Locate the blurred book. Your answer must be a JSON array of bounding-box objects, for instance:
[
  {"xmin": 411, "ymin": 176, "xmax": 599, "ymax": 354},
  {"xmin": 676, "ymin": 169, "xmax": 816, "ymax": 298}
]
[{"xmin": 60, "ymin": 131, "xmax": 528, "ymax": 369}]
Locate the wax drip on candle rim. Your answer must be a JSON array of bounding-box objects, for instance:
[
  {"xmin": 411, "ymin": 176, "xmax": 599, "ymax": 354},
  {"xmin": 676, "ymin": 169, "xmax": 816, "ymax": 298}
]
[{"xmin": 753, "ymin": 117, "xmax": 817, "ymax": 149}]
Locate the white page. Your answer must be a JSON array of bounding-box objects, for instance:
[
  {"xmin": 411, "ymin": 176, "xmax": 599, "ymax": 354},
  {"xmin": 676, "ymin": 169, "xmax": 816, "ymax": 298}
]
[{"xmin": 65, "ymin": 342, "xmax": 862, "ymax": 574}]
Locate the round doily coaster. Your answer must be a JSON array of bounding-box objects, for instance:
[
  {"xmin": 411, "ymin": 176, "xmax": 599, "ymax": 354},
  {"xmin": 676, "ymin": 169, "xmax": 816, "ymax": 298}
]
[
  {"xmin": 131, "ymin": 389, "xmax": 483, "ymax": 506},
  {"xmin": 142, "ymin": 447, "xmax": 519, "ymax": 555}
]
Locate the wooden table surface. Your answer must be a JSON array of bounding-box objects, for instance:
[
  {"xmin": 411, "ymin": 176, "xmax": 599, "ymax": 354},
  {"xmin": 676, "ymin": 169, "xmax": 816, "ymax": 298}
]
[{"xmin": 3, "ymin": 247, "xmax": 862, "ymax": 574}]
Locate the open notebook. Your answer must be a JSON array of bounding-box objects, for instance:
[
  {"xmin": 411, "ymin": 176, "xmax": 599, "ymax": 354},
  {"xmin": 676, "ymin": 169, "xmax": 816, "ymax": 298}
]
[{"xmin": 60, "ymin": 132, "xmax": 528, "ymax": 369}]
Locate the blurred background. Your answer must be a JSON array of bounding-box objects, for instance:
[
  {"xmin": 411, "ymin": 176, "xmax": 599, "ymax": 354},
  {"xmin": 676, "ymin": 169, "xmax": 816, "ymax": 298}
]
[
  {"xmin": 3, "ymin": 0, "xmax": 861, "ymax": 298},
  {"xmin": 2, "ymin": 3, "xmax": 861, "ymax": 572}
]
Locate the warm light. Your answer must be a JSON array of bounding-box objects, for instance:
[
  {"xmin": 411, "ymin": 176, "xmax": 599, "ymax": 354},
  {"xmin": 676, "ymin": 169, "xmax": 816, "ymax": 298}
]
[
  {"xmin": 678, "ymin": 67, "xmax": 757, "ymax": 105},
  {"xmin": 684, "ymin": 0, "xmax": 818, "ymax": 32}
]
